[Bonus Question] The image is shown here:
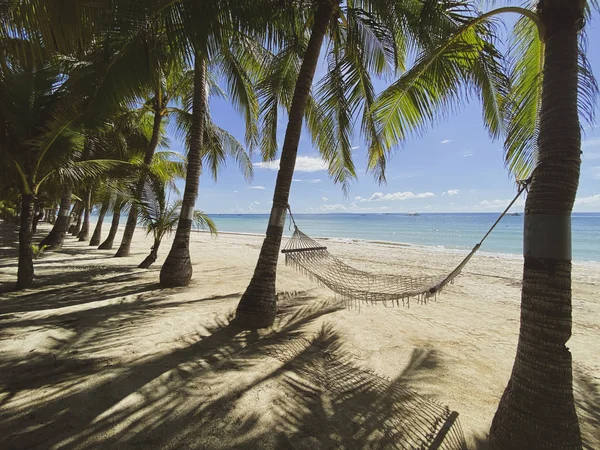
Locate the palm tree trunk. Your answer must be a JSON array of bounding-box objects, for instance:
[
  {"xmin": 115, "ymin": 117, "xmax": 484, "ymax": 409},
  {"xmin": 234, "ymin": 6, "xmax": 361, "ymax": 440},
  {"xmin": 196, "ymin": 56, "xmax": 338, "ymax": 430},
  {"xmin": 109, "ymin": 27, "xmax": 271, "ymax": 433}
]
[
  {"xmin": 39, "ymin": 187, "xmax": 72, "ymax": 250},
  {"xmin": 16, "ymin": 193, "xmax": 34, "ymax": 289},
  {"xmin": 159, "ymin": 56, "xmax": 207, "ymax": 287},
  {"xmin": 70, "ymin": 202, "xmax": 83, "ymax": 236},
  {"xmin": 489, "ymin": 2, "xmax": 583, "ymax": 449},
  {"xmin": 90, "ymin": 199, "xmax": 110, "ymax": 246},
  {"xmin": 234, "ymin": 0, "xmax": 334, "ymax": 328},
  {"xmin": 115, "ymin": 110, "xmax": 163, "ymax": 257},
  {"xmin": 78, "ymin": 189, "xmax": 92, "ymax": 241},
  {"xmin": 31, "ymin": 201, "xmax": 43, "ymax": 234},
  {"xmin": 139, "ymin": 238, "xmax": 161, "ymax": 269},
  {"xmin": 98, "ymin": 204, "xmax": 122, "ymax": 250}
]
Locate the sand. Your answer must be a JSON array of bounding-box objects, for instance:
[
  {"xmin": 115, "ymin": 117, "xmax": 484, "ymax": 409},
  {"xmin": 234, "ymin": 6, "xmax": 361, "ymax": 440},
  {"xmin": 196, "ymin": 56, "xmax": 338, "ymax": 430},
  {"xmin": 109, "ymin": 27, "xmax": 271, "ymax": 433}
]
[{"xmin": 0, "ymin": 221, "xmax": 598, "ymax": 449}]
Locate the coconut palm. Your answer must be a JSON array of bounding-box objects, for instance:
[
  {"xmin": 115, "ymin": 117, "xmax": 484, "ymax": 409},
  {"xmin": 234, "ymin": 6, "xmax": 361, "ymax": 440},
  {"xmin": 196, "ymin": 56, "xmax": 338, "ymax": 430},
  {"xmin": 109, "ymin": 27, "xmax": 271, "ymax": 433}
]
[
  {"xmin": 370, "ymin": 1, "xmax": 597, "ymax": 447},
  {"xmin": 0, "ymin": 40, "xmax": 122, "ymax": 289},
  {"xmin": 233, "ymin": 0, "xmax": 505, "ymax": 328},
  {"xmin": 158, "ymin": 33, "xmax": 263, "ymax": 286},
  {"xmin": 135, "ymin": 171, "xmax": 217, "ymax": 269},
  {"xmin": 98, "ymin": 196, "xmax": 128, "ymax": 250}
]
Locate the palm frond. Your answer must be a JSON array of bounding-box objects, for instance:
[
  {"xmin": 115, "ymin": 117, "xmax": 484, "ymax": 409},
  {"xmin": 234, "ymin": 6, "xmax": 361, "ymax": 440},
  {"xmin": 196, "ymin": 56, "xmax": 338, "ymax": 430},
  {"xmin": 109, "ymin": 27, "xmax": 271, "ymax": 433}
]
[{"xmin": 192, "ymin": 210, "xmax": 218, "ymax": 235}]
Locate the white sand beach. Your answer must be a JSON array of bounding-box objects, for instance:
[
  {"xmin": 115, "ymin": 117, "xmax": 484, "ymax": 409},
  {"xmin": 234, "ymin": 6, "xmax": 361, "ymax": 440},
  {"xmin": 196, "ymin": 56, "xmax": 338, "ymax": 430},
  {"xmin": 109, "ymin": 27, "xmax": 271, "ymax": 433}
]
[{"xmin": 0, "ymin": 222, "xmax": 598, "ymax": 449}]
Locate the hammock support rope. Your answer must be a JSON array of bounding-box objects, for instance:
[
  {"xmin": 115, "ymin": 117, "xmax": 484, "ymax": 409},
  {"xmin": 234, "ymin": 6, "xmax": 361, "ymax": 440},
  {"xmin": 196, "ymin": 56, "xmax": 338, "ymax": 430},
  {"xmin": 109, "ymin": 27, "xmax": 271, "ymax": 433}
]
[{"xmin": 283, "ymin": 180, "xmax": 529, "ymax": 306}]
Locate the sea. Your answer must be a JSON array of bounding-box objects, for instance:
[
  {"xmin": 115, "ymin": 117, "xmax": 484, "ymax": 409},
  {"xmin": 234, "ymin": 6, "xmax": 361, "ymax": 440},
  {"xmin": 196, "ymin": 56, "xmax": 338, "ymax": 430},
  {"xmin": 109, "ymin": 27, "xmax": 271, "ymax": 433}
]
[
  {"xmin": 206, "ymin": 213, "xmax": 599, "ymax": 262},
  {"xmin": 98, "ymin": 212, "xmax": 599, "ymax": 262}
]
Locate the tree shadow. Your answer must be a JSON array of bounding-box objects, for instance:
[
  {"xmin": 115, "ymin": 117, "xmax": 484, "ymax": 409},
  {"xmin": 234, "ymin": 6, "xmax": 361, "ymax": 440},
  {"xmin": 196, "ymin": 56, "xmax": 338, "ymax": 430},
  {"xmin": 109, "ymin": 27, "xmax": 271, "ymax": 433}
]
[
  {"xmin": 574, "ymin": 369, "xmax": 600, "ymax": 450},
  {"xmin": 0, "ymin": 295, "xmax": 342, "ymax": 449},
  {"xmin": 0, "ymin": 288, "xmax": 465, "ymax": 450},
  {"xmin": 0, "ymin": 269, "xmax": 152, "ymax": 315}
]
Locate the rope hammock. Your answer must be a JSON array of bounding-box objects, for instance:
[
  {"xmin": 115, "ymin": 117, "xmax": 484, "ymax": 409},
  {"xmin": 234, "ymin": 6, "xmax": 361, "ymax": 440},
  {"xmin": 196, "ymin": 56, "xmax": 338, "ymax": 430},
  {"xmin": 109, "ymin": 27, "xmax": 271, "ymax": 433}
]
[{"xmin": 282, "ymin": 180, "xmax": 529, "ymax": 306}]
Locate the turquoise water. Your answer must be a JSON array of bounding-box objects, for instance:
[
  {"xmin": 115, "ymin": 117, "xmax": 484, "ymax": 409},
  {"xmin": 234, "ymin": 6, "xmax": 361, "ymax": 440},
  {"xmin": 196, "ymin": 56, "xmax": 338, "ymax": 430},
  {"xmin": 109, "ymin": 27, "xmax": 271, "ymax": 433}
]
[
  {"xmin": 99, "ymin": 212, "xmax": 599, "ymax": 261},
  {"xmin": 207, "ymin": 213, "xmax": 599, "ymax": 262}
]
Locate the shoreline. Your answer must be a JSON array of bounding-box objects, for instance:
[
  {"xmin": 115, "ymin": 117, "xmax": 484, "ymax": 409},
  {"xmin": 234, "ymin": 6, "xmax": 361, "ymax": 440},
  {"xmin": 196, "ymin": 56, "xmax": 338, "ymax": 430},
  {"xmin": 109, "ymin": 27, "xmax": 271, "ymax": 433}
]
[{"xmin": 184, "ymin": 227, "xmax": 600, "ymax": 266}]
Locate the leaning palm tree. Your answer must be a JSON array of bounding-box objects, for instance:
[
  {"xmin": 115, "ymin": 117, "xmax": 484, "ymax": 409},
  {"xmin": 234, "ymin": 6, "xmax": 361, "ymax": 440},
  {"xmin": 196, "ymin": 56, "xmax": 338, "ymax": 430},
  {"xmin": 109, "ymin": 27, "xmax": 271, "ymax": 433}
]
[
  {"xmin": 135, "ymin": 174, "xmax": 216, "ymax": 269},
  {"xmin": 233, "ymin": 0, "xmax": 506, "ymax": 328},
  {"xmin": 370, "ymin": 1, "xmax": 597, "ymax": 448}
]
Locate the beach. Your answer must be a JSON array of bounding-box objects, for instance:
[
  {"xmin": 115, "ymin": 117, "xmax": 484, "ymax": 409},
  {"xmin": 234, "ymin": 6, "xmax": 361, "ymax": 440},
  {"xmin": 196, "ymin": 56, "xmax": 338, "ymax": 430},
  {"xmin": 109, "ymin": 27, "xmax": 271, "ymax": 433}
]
[{"xmin": 1, "ymin": 222, "xmax": 599, "ymax": 449}]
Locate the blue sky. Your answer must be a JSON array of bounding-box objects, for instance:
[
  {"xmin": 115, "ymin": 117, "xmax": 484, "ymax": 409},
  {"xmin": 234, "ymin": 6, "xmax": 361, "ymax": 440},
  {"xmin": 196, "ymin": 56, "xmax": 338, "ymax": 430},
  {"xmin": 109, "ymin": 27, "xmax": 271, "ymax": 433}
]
[{"xmin": 169, "ymin": 9, "xmax": 600, "ymax": 214}]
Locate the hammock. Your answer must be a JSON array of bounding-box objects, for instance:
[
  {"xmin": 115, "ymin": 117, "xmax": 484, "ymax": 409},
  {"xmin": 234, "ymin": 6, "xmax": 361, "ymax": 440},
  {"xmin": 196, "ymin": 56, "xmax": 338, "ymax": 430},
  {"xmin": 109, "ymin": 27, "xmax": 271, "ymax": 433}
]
[{"xmin": 282, "ymin": 181, "xmax": 528, "ymax": 306}]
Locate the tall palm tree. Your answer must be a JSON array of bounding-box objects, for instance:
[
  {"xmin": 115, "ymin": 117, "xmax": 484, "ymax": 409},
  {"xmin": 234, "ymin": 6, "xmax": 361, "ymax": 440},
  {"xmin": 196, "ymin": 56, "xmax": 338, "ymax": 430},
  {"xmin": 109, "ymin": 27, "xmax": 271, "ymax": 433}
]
[
  {"xmin": 113, "ymin": 28, "xmax": 190, "ymax": 257},
  {"xmin": 158, "ymin": 3, "xmax": 265, "ymax": 286},
  {"xmin": 489, "ymin": 1, "xmax": 596, "ymax": 448},
  {"xmin": 234, "ymin": 0, "xmax": 337, "ymax": 327},
  {"xmin": 370, "ymin": 1, "xmax": 597, "ymax": 447},
  {"xmin": 233, "ymin": 0, "xmax": 499, "ymax": 328}
]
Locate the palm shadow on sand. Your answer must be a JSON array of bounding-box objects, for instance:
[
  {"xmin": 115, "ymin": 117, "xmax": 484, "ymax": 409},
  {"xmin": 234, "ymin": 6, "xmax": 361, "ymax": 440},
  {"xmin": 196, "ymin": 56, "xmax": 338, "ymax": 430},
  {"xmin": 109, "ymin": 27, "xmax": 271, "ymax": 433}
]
[{"xmin": 0, "ymin": 286, "xmax": 467, "ymax": 450}]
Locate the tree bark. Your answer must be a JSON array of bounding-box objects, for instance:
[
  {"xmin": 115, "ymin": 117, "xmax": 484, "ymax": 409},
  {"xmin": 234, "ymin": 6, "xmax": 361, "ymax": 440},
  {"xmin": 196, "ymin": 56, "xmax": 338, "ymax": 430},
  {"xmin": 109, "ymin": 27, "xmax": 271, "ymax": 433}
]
[
  {"xmin": 489, "ymin": 1, "xmax": 583, "ymax": 449},
  {"xmin": 90, "ymin": 199, "xmax": 110, "ymax": 246},
  {"xmin": 98, "ymin": 204, "xmax": 122, "ymax": 250},
  {"xmin": 159, "ymin": 56, "xmax": 207, "ymax": 287},
  {"xmin": 16, "ymin": 193, "xmax": 34, "ymax": 289},
  {"xmin": 39, "ymin": 187, "xmax": 72, "ymax": 250},
  {"xmin": 78, "ymin": 189, "xmax": 92, "ymax": 241},
  {"xmin": 31, "ymin": 201, "xmax": 43, "ymax": 234},
  {"xmin": 70, "ymin": 202, "xmax": 83, "ymax": 236},
  {"xmin": 115, "ymin": 110, "xmax": 163, "ymax": 257},
  {"xmin": 234, "ymin": 0, "xmax": 334, "ymax": 328},
  {"xmin": 138, "ymin": 238, "xmax": 161, "ymax": 269}
]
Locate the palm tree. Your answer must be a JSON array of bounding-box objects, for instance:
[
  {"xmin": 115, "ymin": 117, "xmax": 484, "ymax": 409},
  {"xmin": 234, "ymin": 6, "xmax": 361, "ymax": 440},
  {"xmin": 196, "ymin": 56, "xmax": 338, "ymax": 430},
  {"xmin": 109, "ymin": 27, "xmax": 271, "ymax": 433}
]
[
  {"xmin": 113, "ymin": 28, "xmax": 190, "ymax": 257},
  {"xmin": 158, "ymin": 21, "xmax": 263, "ymax": 286},
  {"xmin": 369, "ymin": 1, "xmax": 597, "ymax": 447},
  {"xmin": 98, "ymin": 196, "xmax": 127, "ymax": 250},
  {"xmin": 488, "ymin": 1, "xmax": 595, "ymax": 448},
  {"xmin": 233, "ymin": 0, "xmax": 489, "ymax": 328},
  {"xmin": 234, "ymin": 0, "xmax": 337, "ymax": 328},
  {"xmin": 89, "ymin": 195, "xmax": 110, "ymax": 246},
  {"xmin": 135, "ymin": 171, "xmax": 216, "ymax": 269},
  {"xmin": 0, "ymin": 41, "xmax": 117, "ymax": 288}
]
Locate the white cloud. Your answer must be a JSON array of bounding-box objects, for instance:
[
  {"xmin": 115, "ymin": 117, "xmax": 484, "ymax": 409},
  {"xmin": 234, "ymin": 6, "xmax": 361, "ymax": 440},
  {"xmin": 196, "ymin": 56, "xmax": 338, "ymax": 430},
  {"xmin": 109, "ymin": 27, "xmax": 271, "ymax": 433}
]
[
  {"xmin": 318, "ymin": 203, "xmax": 348, "ymax": 212},
  {"xmin": 359, "ymin": 191, "xmax": 435, "ymax": 202},
  {"xmin": 322, "ymin": 197, "xmax": 328, "ymax": 202},
  {"xmin": 254, "ymin": 156, "xmax": 328, "ymax": 172},
  {"xmin": 576, "ymin": 194, "xmax": 600, "ymax": 205},
  {"xmin": 460, "ymin": 150, "xmax": 474, "ymax": 157},
  {"xmin": 351, "ymin": 145, "xmax": 360, "ymax": 150},
  {"xmin": 442, "ymin": 189, "xmax": 460, "ymax": 196},
  {"xmin": 441, "ymin": 139, "xmax": 452, "ymax": 144},
  {"xmin": 249, "ymin": 185, "xmax": 266, "ymax": 190},
  {"xmin": 293, "ymin": 177, "xmax": 322, "ymax": 183},
  {"xmin": 233, "ymin": 190, "xmax": 238, "ymax": 193},
  {"xmin": 480, "ymin": 199, "xmax": 508, "ymax": 207},
  {"xmin": 354, "ymin": 196, "xmax": 362, "ymax": 201}
]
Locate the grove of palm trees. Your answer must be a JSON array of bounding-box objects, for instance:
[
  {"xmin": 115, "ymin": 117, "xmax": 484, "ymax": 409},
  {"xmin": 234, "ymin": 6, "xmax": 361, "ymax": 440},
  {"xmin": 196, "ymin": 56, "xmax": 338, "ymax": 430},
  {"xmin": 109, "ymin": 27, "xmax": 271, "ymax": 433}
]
[{"xmin": 1, "ymin": 1, "xmax": 598, "ymax": 449}]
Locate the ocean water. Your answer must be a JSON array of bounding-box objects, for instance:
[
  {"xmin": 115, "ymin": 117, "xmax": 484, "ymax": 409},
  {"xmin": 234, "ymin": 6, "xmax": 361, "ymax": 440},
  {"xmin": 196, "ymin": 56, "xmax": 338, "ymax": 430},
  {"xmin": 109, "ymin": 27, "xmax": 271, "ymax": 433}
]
[
  {"xmin": 98, "ymin": 212, "xmax": 599, "ymax": 261},
  {"xmin": 205, "ymin": 213, "xmax": 599, "ymax": 262}
]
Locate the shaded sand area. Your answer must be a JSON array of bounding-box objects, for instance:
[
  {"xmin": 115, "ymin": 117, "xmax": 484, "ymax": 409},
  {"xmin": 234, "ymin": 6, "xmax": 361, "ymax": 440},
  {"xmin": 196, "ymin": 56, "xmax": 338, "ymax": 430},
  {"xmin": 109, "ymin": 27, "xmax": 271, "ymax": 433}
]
[{"xmin": 1, "ymin": 222, "xmax": 599, "ymax": 449}]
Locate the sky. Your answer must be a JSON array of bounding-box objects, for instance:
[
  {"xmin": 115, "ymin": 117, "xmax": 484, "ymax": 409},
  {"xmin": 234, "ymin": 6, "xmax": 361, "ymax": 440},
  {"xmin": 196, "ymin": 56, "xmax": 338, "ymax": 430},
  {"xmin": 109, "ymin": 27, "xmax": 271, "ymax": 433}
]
[{"xmin": 168, "ymin": 9, "xmax": 600, "ymax": 215}]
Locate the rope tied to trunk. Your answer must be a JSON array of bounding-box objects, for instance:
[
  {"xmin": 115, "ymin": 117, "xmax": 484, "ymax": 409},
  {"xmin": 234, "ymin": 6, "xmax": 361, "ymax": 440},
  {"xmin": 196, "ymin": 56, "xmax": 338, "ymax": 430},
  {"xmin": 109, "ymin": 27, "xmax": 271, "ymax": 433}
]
[{"xmin": 283, "ymin": 181, "xmax": 529, "ymax": 306}]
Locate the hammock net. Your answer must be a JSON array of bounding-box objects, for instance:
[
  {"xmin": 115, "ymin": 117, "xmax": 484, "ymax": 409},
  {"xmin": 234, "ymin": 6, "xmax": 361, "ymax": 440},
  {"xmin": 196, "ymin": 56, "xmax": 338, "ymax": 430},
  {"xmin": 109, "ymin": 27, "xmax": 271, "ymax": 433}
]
[{"xmin": 282, "ymin": 228, "xmax": 478, "ymax": 306}]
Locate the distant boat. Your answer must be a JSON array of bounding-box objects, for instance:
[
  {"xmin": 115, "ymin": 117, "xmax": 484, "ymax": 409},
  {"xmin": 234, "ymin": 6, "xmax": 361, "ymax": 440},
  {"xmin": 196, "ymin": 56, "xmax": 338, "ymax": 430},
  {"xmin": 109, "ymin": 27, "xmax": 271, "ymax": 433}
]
[
  {"xmin": 507, "ymin": 212, "xmax": 520, "ymax": 216},
  {"xmin": 406, "ymin": 212, "xmax": 420, "ymax": 216}
]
